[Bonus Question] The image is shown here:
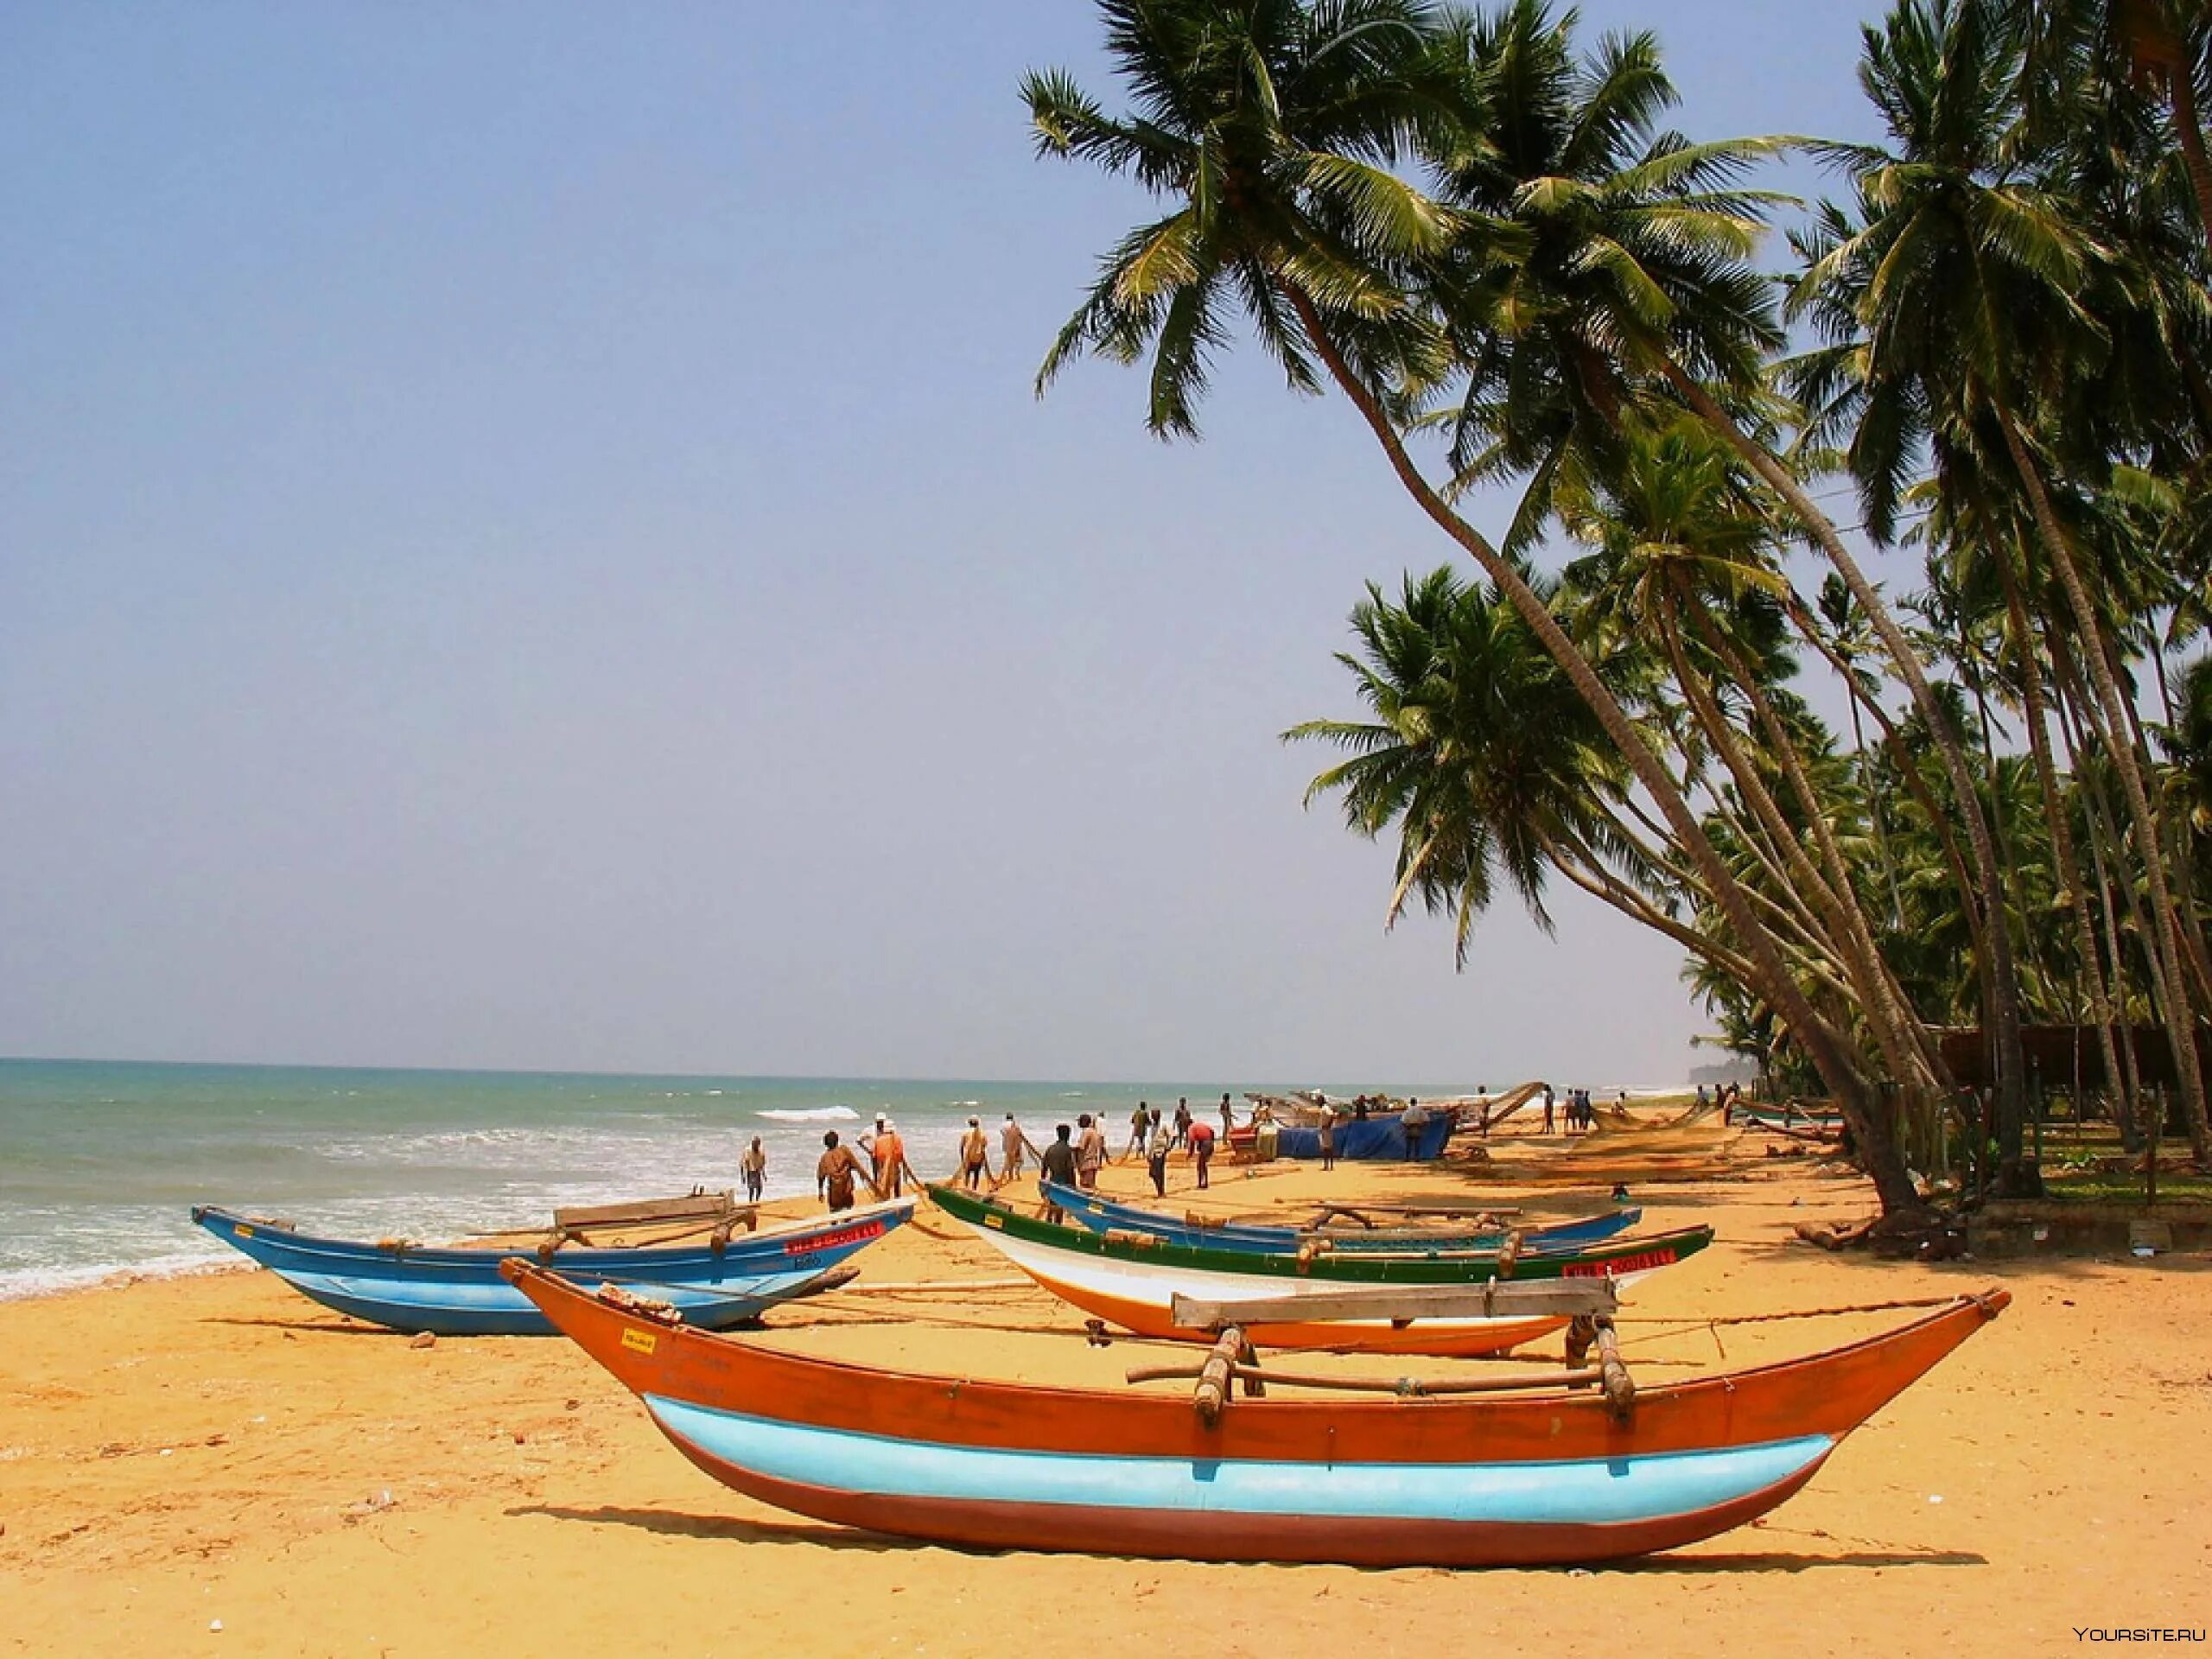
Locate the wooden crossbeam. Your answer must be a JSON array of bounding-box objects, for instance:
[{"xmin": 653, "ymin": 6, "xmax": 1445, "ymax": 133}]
[{"xmin": 1169, "ymin": 1277, "xmax": 1617, "ymax": 1330}]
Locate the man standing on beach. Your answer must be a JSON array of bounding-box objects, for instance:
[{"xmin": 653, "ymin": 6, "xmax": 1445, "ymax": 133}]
[
  {"xmin": 1542, "ymin": 1086, "xmax": 1556, "ymax": 1135},
  {"xmin": 1001, "ymin": 1114, "xmax": 1036, "ymax": 1181},
  {"xmin": 1075, "ymin": 1114, "xmax": 1105, "ymax": 1190},
  {"xmin": 816, "ymin": 1131, "xmax": 868, "ymax": 1213},
  {"xmin": 958, "ymin": 1116, "xmax": 992, "ymax": 1191},
  {"xmin": 1401, "ymin": 1096, "xmax": 1428, "ymax": 1160},
  {"xmin": 1219, "ymin": 1092, "xmax": 1235, "ymax": 1136},
  {"xmin": 1039, "ymin": 1125, "xmax": 1078, "ymax": 1219},
  {"xmin": 741, "ymin": 1137, "xmax": 767, "ymax": 1205},
  {"xmin": 1173, "ymin": 1097, "xmax": 1192, "ymax": 1149},
  {"xmin": 1126, "ymin": 1101, "xmax": 1151, "ymax": 1161},
  {"xmin": 1146, "ymin": 1112, "xmax": 1172, "ymax": 1198},
  {"xmin": 1317, "ymin": 1103, "xmax": 1336, "ymax": 1172},
  {"xmin": 868, "ymin": 1117, "xmax": 907, "ymax": 1198},
  {"xmin": 1188, "ymin": 1116, "xmax": 1214, "ymax": 1188}
]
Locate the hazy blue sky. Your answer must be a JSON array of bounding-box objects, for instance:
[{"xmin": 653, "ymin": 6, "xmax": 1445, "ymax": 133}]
[{"xmin": 0, "ymin": 2, "xmax": 1900, "ymax": 1084}]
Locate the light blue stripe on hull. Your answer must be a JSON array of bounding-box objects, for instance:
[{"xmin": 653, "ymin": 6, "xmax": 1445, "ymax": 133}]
[
  {"xmin": 642, "ymin": 1395, "xmax": 1834, "ymax": 1529},
  {"xmin": 278, "ymin": 1267, "xmax": 823, "ymax": 1335}
]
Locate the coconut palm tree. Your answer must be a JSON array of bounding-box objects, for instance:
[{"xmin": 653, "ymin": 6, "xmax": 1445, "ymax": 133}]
[
  {"xmin": 1415, "ymin": 0, "xmax": 2031, "ymax": 1165},
  {"xmin": 1787, "ymin": 0, "xmax": 2208, "ymax": 1166},
  {"xmin": 1024, "ymin": 0, "xmax": 1927, "ymax": 1207}
]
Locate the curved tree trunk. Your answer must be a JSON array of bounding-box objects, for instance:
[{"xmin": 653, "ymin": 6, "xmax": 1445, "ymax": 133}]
[
  {"xmin": 1286, "ymin": 285, "xmax": 1923, "ymax": 1214},
  {"xmin": 1662, "ymin": 362, "xmax": 2035, "ymax": 1180},
  {"xmin": 1994, "ymin": 411, "xmax": 2210, "ymax": 1162},
  {"xmin": 1680, "ymin": 593, "xmax": 1949, "ymax": 1091},
  {"xmin": 1994, "ymin": 536, "xmax": 2129, "ymax": 1151},
  {"xmin": 2162, "ymin": 62, "xmax": 2212, "ymax": 254}
]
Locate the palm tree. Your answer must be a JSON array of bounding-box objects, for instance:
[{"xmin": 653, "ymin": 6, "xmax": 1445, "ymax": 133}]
[
  {"xmin": 1554, "ymin": 418, "xmax": 1945, "ymax": 1095},
  {"xmin": 1788, "ymin": 0, "xmax": 2208, "ymax": 1167},
  {"xmin": 1287, "ymin": 567, "xmax": 1620, "ymax": 955},
  {"xmin": 1416, "ymin": 0, "xmax": 2031, "ymax": 1167},
  {"xmin": 1026, "ymin": 0, "xmax": 1929, "ymax": 1210},
  {"xmin": 1290, "ymin": 565, "xmax": 1810, "ymax": 1019}
]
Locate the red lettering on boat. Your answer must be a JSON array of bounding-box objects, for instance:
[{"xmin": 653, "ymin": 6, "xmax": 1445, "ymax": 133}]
[
  {"xmin": 1561, "ymin": 1249, "xmax": 1676, "ymax": 1278},
  {"xmin": 788, "ymin": 1221, "xmax": 885, "ymax": 1255}
]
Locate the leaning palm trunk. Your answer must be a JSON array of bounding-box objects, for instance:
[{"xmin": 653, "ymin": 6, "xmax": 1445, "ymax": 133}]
[
  {"xmin": 1659, "ymin": 604, "xmax": 1937, "ymax": 1096},
  {"xmin": 1283, "ymin": 285, "xmax": 1923, "ymax": 1214},
  {"xmin": 2055, "ymin": 641, "xmax": 2206, "ymax": 1161},
  {"xmin": 1662, "ymin": 362, "xmax": 2035, "ymax": 1186},
  {"xmin": 2160, "ymin": 60, "xmax": 2212, "ymax": 256},
  {"xmin": 1675, "ymin": 590, "xmax": 1950, "ymax": 1093},
  {"xmin": 1994, "ymin": 538, "xmax": 2132, "ymax": 1142},
  {"xmin": 1994, "ymin": 412, "xmax": 2211, "ymax": 1160},
  {"xmin": 1788, "ymin": 598, "xmax": 1991, "ymax": 972}
]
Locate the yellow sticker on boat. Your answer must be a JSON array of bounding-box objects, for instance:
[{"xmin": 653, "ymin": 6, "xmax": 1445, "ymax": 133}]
[
  {"xmin": 984, "ymin": 1214, "xmax": 1003, "ymax": 1230},
  {"xmin": 621, "ymin": 1329, "xmax": 658, "ymax": 1356},
  {"xmin": 236, "ymin": 1225, "xmax": 254, "ymax": 1239}
]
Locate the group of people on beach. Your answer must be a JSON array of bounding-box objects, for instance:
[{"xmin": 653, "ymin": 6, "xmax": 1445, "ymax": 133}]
[
  {"xmin": 1540, "ymin": 1087, "xmax": 1602, "ymax": 1135},
  {"xmin": 757, "ymin": 1081, "xmax": 1648, "ymax": 1212},
  {"xmin": 753, "ymin": 1094, "xmax": 1247, "ymax": 1214}
]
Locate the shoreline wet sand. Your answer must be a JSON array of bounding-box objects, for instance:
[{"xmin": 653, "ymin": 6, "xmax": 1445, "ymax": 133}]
[{"xmin": 3, "ymin": 1114, "xmax": 2205, "ymax": 1656}]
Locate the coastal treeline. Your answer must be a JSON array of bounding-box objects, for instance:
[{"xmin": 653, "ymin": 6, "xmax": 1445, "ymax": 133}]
[{"xmin": 1025, "ymin": 0, "xmax": 2212, "ymax": 1213}]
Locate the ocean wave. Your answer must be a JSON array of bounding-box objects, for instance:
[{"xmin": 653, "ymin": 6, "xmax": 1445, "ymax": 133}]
[
  {"xmin": 0, "ymin": 1251, "xmax": 245, "ymax": 1303},
  {"xmin": 755, "ymin": 1107, "xmax": 859, "ymax": 1122}
]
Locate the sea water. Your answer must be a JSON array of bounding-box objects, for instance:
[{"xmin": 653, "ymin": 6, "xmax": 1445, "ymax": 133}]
[
  {"xmin": 0, "ymin": 1060, "xmax": 1249, "ymax": 1299},
  {"xmin": 0, "ymin": 1059, "xmax": 1686, "ymax": 1298}
]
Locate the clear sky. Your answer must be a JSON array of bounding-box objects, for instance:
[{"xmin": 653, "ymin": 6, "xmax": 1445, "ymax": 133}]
[{"xmin": 0, "ymin": 2, "xmax": 1901, "ymax": 1084}]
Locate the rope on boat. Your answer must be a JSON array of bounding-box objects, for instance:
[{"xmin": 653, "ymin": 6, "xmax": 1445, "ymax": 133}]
[{"xmin": 1611, "ymin": 1294, "xmax": 1974, "ymax": 1349}]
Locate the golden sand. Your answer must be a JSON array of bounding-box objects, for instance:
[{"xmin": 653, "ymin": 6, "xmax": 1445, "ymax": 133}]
[{"xmin": 2, "ymin": 1121, "xmax": 2206, "ymax": 1657}]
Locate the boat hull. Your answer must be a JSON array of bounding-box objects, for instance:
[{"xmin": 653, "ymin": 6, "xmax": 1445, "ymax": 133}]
[
  {"xmin": 505, "ymin": 1262, "xmax": 2008, "ymax": 1567},
  {"xmin": 192, "ymin": 1199, "xmax": 913, "ymax": 1335},
  {"xmin": 1043, "ymin": 1182, "xmax": 1639, "ymax": 1255},
  {"xmin": 932, "ymin": 1185, "xmax": 1711, "ymax": 1356},
  {"xmin": 973, "ymin": 1219, "xmax": 1566, "ymax": 1355}
]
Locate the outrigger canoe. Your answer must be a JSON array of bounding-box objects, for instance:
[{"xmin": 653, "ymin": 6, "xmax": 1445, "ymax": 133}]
[
  {"xmin": 192, "ymin": 1198, "xmax": 915, "ymax": 1336},
  {"xmin": 1040, "ymin": 1180, "xmax": 1639, "ymax": 1255},
  {"xmin": 1738, "ymin": 1104, "xmax": 1847, "ymax": 1134},
  {"xmin": 504, "ymin": 1258, "xmax": 2007, "ymax": 1568},
  {"xmin": 929, "ymin": 1185, "xmax": 1710, "ymax": 1357}
]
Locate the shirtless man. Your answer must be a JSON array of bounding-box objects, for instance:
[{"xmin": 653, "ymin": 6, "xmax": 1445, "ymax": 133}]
[{"xmin": 958, "ymin": 1116, "xmax": 993, "ymax": 1192}]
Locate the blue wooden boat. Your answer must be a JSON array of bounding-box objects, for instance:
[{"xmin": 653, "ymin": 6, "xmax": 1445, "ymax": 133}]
[
  {"xmin": 191, "ymin": 1198, "xmax": 914, "ymax": 1336},
  {"xmin": 1040, "ymin": 1182, "xmax": 1638, "ymax": 1255}
]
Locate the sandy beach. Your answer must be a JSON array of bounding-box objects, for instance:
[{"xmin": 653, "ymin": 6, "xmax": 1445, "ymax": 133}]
[{"xmin": 3, "ymin": 1117, "xmax": 2206, "ymax": 1658}]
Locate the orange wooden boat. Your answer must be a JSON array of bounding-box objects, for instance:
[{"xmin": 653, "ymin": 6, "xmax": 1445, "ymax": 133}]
[{"xmin": 504, "ymin": 1260, "xmax": 2007, "ymax": 1567}]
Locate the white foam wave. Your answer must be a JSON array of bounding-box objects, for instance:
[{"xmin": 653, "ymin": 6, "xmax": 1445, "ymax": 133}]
[{"xmin": 756, "ymin": 1106, "xmax": 859, "ymax": 1122}]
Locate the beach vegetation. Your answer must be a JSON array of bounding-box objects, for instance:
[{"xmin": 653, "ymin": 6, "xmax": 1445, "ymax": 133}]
[{"xmin": 1026, "ymin": 0, "xmax": 2212, "ymax": 1216}]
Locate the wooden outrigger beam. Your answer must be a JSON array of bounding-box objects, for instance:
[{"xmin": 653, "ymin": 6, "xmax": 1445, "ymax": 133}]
[
  {"xmin": 1169, "ymin": 1276, "xmax": 1618, "ymax": 1331},
  {"xmin": 1128, "ymin": 1356, "xmax": 1604, "ymax": 1397},
  {"xmin": 550, "ymin": 1190, "xmax": 757, "ymax": 1244},
  {"xmin": 1306, "ymin": 1201, "xmax": 1524, "ymax": 1226}
]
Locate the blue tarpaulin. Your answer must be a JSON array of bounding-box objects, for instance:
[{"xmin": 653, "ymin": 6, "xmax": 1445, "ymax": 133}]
[{"xmin": 1266, "ymin": 1110, "xmax": 1455, "ymax": 1160}]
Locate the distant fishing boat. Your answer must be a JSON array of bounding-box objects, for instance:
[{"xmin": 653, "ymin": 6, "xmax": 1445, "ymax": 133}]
[
  {"xmin": 1738, "ymin": 1103, "xmax": 1847, "ymax": 1134},
  {"xmin": 192, "ymin": 1197, "xmax": 914, "ymax": 1336},
  {"xmin": 929, "ymin": 1185, "xmax": 1710, "ymax": 1357},
  {"xmin": 1041, "ymin": 1180, "xmax": 1639, "ymax": 1255},
  {"xmin": 504, "ymin": 1258, "xmax": 2007, "ymax": 1567}
]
